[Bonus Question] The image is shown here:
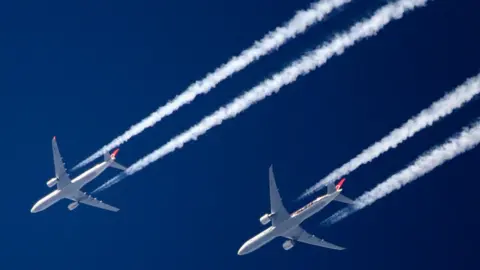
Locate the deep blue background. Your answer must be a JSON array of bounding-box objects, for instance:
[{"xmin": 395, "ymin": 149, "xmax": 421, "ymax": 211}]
[{"xmin": 1, "ymin": 0, "xmax": 479, "ymax": 269}]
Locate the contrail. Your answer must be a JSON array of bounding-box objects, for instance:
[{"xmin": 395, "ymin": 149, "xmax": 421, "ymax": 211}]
[
  {"xmin": 92, "ymin": 0, "xmax": 430, "ymax": 193},
  {"xmin": 73, "ymin": 0, "xmax": 354, "ymax": 170},
  {"xmin": 323, "ymin": 118, "xmax": 480, "ymax": 225},
  {"xmin": 299, "ymin": 74, "xmax": 480, "ymax": 199}
]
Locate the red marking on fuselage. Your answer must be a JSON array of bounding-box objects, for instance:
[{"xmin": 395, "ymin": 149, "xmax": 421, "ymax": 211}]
[{"xmin": 292, "ymin": 194, "xmax": 326, "ymax": 216}]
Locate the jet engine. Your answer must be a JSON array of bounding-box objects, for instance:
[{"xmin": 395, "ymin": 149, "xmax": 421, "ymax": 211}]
[
  {"xmin": 46, "ymin": 177, "xmax": 58, "ymax": 188},
  {"xmin": 282, "ymin": 240, "xmax": 295, "ymax": 251},
  {"xmin": 68, "ymin": 202, "xmax": 79, "ymax": 211},
  {"xmin": 259, "ymin": 213, "xmax": 273, "ymax": 225}
]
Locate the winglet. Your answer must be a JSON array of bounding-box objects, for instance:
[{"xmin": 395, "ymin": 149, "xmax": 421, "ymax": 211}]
[
  {"xmin": 335, "ymin": 178, "xmax": 346, "ymax": 190},
  {"xmin": 111, "ymin": 148, "xmax": 120, "ymax": 158}
]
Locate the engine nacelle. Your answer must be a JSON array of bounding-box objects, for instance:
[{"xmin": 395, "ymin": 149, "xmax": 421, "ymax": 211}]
[
  {"xmin": 282, "ymin": 240, "xmax": 295, "ymax": 251},
  {"xmin": 46, "ymin": 177, "xmax": 58, "ymax": 188},
  {"xmin": 259, "ymin": 213, "xmax": 272, "ymax": 225},
  {"xmin": 68, "ymin": 202, "xmax": 79, "ymax": 211}
]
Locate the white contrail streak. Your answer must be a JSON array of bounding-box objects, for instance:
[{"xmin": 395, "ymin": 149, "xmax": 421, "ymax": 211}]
[
  {"xmin": 73, "ymin": 0, "xmax": 354, "ymax": 170},
  {"xmin": 92, "ymin": 0, "xmax": 430, "ymax": 193},
  {"xmin": 299, "ymin": 74, "xmax": 480, "ymax": 199},
  {"xmin": 324, "ymin": 118, "xmax": 480, "ymax": 225}
]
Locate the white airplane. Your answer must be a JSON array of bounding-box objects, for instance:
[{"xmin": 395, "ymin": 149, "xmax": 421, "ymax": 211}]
[
  {"xmin": 30, "ymin": 136, "xmax": 126, "ymax": 213},
  {"xmin": 237, "ymin": 165, "xmax": 354, "ymax": 255}
]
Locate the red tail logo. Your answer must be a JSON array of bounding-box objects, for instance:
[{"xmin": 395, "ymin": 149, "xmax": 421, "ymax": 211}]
[
  {"xmin": 336, "ymin": 178, "xmax": 346, "ymax": 190},
  {"xmin": 111, "ymin": 149, "xmax": 120, "ymax": 158}
]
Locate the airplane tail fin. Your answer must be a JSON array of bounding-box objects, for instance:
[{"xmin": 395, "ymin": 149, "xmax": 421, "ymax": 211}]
[
  {"xmin": 327, "ymin": 178, "xmax": 345, "ymax": 194},
  {"xmin": 103, "ymin": 149, "xmax": 127, "ymax": 171},
  {"xmin": 327, "ymin": 178, "xmax": 354, "ymax": 205}
]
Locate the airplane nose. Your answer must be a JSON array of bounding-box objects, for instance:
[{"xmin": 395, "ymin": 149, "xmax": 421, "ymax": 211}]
[
  {"xmin": 237, "ymin": 243, "xmax": 249, "ymax": 255},
  {"xmin": 30, "ymin": 202, "xmax": 41, "ymax": 213}
]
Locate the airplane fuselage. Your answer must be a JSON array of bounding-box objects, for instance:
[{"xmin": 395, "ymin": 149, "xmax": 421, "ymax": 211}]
[
  {"xmin": 238, "ymin": 191, "xmax": 341, "ymax": 255},
  {"xmin": 30, "ymin": 161, "xmax": 112, "ymax": 213}
]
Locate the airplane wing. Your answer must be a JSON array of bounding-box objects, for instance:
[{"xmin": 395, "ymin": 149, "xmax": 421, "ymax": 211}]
[
  {"xmin": 68, "ymin": 191, "xmax": 119, "ymax": 212},
  {"xmin": 269, "ymin": 165, "xmax": 290, "ymax": 225},
  {"xmin": 52, "ymin": 137, "xmax": 71, "ymax": 189},
  {"xmin": 284, "ymin": 226, "xmax": 345, "ymax": 250}
]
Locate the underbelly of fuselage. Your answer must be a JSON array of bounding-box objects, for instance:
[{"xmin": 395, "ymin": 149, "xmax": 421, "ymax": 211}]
[
  {"xmin": 31, "ymin": 191, "xmax": 65, "ymax": 212},
  {"xmin": 242, "ymin": 222, "xmax": 300, "ymax": 254},
  {"xmin": 44, "ymin": 195, "xmax": 63, "ymax": 208}
]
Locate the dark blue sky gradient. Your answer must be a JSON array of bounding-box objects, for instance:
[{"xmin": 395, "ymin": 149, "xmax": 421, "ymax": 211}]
[{"xmin": 0, "ymin": 0, "xmax": 479, "ymax": 269}]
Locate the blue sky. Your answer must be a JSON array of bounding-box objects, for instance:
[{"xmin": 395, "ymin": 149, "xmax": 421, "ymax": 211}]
[{"xmin": 0, "ymin": 0, "xmax": 479, "ymax": 269}]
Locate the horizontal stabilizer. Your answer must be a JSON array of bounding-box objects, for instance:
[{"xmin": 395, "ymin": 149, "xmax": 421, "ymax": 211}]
[
  {"xmin": 334, "ymin": 194, "xmax": 354, "ymax": 204},
  {"xmin": 110, "ymin": 161, "xmax": 127, "ymax": 171}
]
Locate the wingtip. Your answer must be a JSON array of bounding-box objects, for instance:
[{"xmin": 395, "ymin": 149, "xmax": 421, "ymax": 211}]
[{"xmin": 269, "ymin": 164, "xmax": 276, "ymax": 177}]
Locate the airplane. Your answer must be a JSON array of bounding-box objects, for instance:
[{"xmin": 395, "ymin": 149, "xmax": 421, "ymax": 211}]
[
  {"xmin": 30, "ymin": 136, "xmax": 127, "ymax": 213},
  {"xmin": 237, "ymin": 165, "xmax": 354, "ymax": 255}
]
